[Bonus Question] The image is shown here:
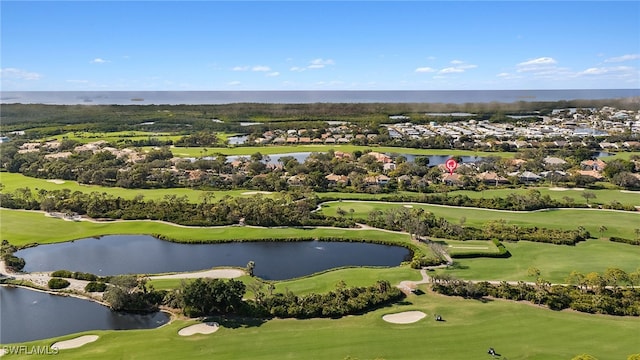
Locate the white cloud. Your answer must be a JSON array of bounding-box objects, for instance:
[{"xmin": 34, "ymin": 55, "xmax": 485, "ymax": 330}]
[
  {"xmin": 435, "ymin": 61, "xmax": 478, "ymax": 74},
  {"xmin": 415, "ymin": 67, "xmax": 436, "ymax": 73},
  {"xmin": 266, "ymin": 72, "xmax": 280, "ymax": 77},
  {"xmin": 604, "ymin": 54, "xmax": 640, "ymax": 63},
  {"xmin": 90, "ymin": 58, "xmax": 108, "ymax": 64},
  {"xmin": 439, "ymin": 67, "xmax": 464, "ymax": 74},
  {"xmin": 0, "ymin": 68, "xmax": 42, "ymax": 80},
  {"xmin": 228, "ymin": 81, "xmax": 241, "ymax": 86},
  {"xmin": 252, "ymin": 65, "xmax": 271, "ymax": 72},
  {"xmin": 517, "ymin": 57, "xmax": 558, "ymax": 72},
  {"xmin": 578, "ymin": 66, "xmax": 635, "ymax": 76},
  {"xmin": 232, "ymin": 66, "xmax": 249, "ymax": 71},
  {"xmin": 289, "ymin": 66, "xmax": 305, "ymax": 72},
  {"xmin": 518, "ymin": 57, "xmax": 557, "ymax": 67},
  {"xmin": 308, "ymin": 58, "xmax": 335, "ymax": 69},
  {"xmin": 66, "ymin": 79, "xmax": 90, "ymax": 83}
]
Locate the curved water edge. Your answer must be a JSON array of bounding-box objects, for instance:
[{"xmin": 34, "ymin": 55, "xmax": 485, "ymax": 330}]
[
  {"xmin": 0, "ymin": 286, "xmax": 171, "ymax": 344},
  {"xmin": 15, "ymin": 235, "xmax": 411, "ymax": 280}
]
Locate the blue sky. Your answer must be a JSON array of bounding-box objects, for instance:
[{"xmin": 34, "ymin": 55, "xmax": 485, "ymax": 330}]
[{"xmin": 2, "ymin": 1, "xmax": 639, "ymax": 91}]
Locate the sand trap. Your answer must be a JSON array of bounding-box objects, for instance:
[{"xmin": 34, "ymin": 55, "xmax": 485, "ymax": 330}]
[
  {"xmin": 549, "ymin": 187, "xmax": 584, "ymax": 191},
  {"xmin": 46, "ymin": 179, "xmax": 66, "ymax": 184},
  {"xmin": 621, "ymin": 190, "xmax": 640, "ymax": 194},
  {"xmin": 242, "ymin": 191, "xmax": 273, "ymax": 195},
  {"xmin": 150, "ymin": 268, "xmax": 244, "ymax": 280},
  {"xmin": 403, "ymin": 205, "xmax": 413, "ymax": 208},
  {"xmin": 51, "ymin": 335, "xmax": 99, "ymax": 350},
  {"xmin": 178, "ymin": 322, "xmax": 220, "ymax": 336},
  {"xmin": 383, "ymin": 311, "xmax": 426, "ymax": 324}
]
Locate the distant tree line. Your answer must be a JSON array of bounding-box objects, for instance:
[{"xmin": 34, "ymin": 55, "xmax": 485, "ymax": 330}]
[
  {"xmin": 0, "ymin": 187, "xmax": 346, "ymax": 228},
  {"xmin": 363, "ymin": 206, "xmax": 589, "ymax": 245}
]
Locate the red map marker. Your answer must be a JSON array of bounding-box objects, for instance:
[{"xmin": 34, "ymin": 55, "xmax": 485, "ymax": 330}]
[{"xmin": 445, "ymin": 158, "xmax": 458, "ymax": 175}]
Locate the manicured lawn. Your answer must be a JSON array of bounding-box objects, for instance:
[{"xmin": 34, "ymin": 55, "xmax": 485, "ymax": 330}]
[
  {"xmin": 41, "ymin": 131, "xmax": 183, "ymax": 144},
  {"xmin": 6, "ymin": 289, "xmax": 639, "ymax": 359},
  {"xmin": 447, "ymin": 186, "xmax": 640, "ymax": 207},
  {"xmin": 320, "ymin": 200, "xmax": 640, "ymax": 239},
  {"xmin": 0, "ymin": 172, "xmax": 266, "ymax": 202},
  {"xmin": 149, "ymin": 267, "xmax": 419, "ymax": 295},
  {"xmin": 603, "ymin": 151, "xmax": 640, "ymax": 161},
  {"xmin": 0, "ymin": 209, "xmax": 413, "ymax": 247},
  {"xmin": 440, "ymin": 239, "xmax": 640, "ymax": 283}
]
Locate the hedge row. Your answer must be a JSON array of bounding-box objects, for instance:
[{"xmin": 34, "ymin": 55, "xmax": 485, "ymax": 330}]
[
  {"xmin": 609, "ymin": 237, "xmax": 640, "ymax": 246},
  {"xmin": 51, "ymin": 270, "xmax": 100, "ymax": 281}
]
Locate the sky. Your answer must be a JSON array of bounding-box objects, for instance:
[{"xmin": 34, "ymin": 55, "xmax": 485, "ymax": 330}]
[{"xmin": 1, "ymin": 1, "xmax": 639, "ymax": 91}]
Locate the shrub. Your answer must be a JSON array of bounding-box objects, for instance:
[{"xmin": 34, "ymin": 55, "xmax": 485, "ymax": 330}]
[
  {"xmin": 51, "ymin": 270, "xmax": 73, "ymax": 278},
  {"xmin": 48, "ymin": 278, "xmax": 70, "ymax": 289},
  {"xmin": 85, "ymin": 281, "xmax": 107, "ymax": 292},
  {"xmin": 73, "ymin": 271, "xmax": 98, "ymax": 281},
  {"xmin": 610, "ymin": 237, "xmax": 640, "ymax": 246},
  {"xmin": 3, "ymin": 255, "xmax": 26, "ymax": 271}
]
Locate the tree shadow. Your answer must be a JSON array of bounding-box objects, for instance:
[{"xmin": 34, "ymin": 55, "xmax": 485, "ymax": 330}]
[
  {"xmin": 207, "ymin": 315, "xmax": 267, "ymax": 329},
  {"xmin": 474, "ymin": 296, "xmax": 494, "ymax": 303}
]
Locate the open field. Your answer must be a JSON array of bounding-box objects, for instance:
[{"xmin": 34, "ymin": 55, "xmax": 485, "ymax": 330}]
[
  {"xmin": 320, "ymin": 200, "xmax": 640, "ymax": 239},
  {"xmin": 446, "ymin": 187, "xmax": 640, "ymax": 207},
  {"xmin": 0, "ymin": 172, "xmax": 265, "ymax": 202},
  {"xmin": 0, "ymin": 208, "xmax": 412, "ymax": 247},
  {"xmin": 5, "ymin": 288, "xmax": 638, "ymax": 359},
  {"xmin": 438, "ymin": 239, "xmax": 640, "ymax": 283},
  {"xmin": 41, "ymin": 131, "xmax": 183, "ymax": 144}
]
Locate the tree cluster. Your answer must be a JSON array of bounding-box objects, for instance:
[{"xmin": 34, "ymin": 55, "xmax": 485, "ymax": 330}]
[
  {"xmin": 255, "ymin": 280, "xmax": 403, "ymax": 319},
  {"xmin": 432, "ymin": 268, "xmax": 640, "ymax": 316},
  {"xmin": 0, "ymin": 187, "xmax": 345, "ymax": 228}
]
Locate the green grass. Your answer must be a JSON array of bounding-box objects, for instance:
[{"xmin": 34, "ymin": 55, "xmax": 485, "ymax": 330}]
[
  {"xmin": 440, "ymin": 239, "xmax": 499, "ymax": 256},
  {"xmin": 148, "ymin": 267, "xmax": 419, "ymax": 296},
  {"xmin": 0, "ymin": 172, "xmax": 267, "ymax": 202},
  {"xmin": 41, "ymin": 131, "xmax": 183, "ymax": 144},
  {"xmin": 0, "ymin": 208, "xmax": 413, "ymax": 247},
  {"xmin": 320, "ymin": 200, "xmax": 640, "ymax": 239},
  {"xmin": 447, "ymin": 186, "xmax": 640, "ymax": 207},
  {"xmin": 440, "ymin": 239, "xmax": 640, "ymax": 283},
  {"xmin": 603, "ymin": 151, "xmax": 640, "ymax": 161},
  {"xmin": 5, "ymin": 289, "xmax": 639, "ymax": 359}
]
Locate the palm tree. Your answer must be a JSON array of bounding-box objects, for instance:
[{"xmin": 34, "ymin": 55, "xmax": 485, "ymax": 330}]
[
  {"xmin": 598, "ymin": 225, "xmax": 607, "ymax": 239},
  {"xmin": 246, "ymin": 261, "xmax": 255, "ymax": 277}
]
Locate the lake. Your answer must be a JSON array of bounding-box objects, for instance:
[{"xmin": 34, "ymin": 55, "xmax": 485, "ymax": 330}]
[
  {"xmin": 0, "ymin": 286, "xmax": 169, "ymax": 344},
  {"xmin": 194, "ymin": 152, "xmax": 487, "ymax": 166},
  {"xmin": 15, "ymin": 235, "xmax": 411, "ymax": 280}
]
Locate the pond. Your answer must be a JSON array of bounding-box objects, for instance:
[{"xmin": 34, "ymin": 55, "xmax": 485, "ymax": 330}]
[
  {"xmin": 209, "ymin": 152, "xmax": 487, "ymax": 166},
  {"xmin": 0, "ymin": 286, "xmax": 169, "ymax": 344},
  {"xmin": 15, "ymin": 235, "xmax": 411, "ymax": 280}
]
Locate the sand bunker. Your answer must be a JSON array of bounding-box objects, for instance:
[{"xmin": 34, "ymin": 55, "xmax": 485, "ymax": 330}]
[
  {"xmin": 549, "ymin": 187, "xmax": 584, "ymax": 191},
  {"xmin": 242, "ymin": 191, "xmax": 273, "ymax": 195},
  {"xmin": 382, "ymin": 311, "xmax": 427, "ymax": 324},
  {"xmin": 403, "ymin": 205, "xmax": 413, "ymax": 208},
  {"xmin": 51, "ymin": 335, "xmax": 99, "ymax": 350},
  {"xmin": 150, "ymin": 268, "xmax": 244, "ymax": 280},
  {"xmin": 46, "ymin": 179, "xmax": 66, "ymax": 184},
  {"xmin": 178, "ymin": 322, "xmax": 220, "ymax": 336}
]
